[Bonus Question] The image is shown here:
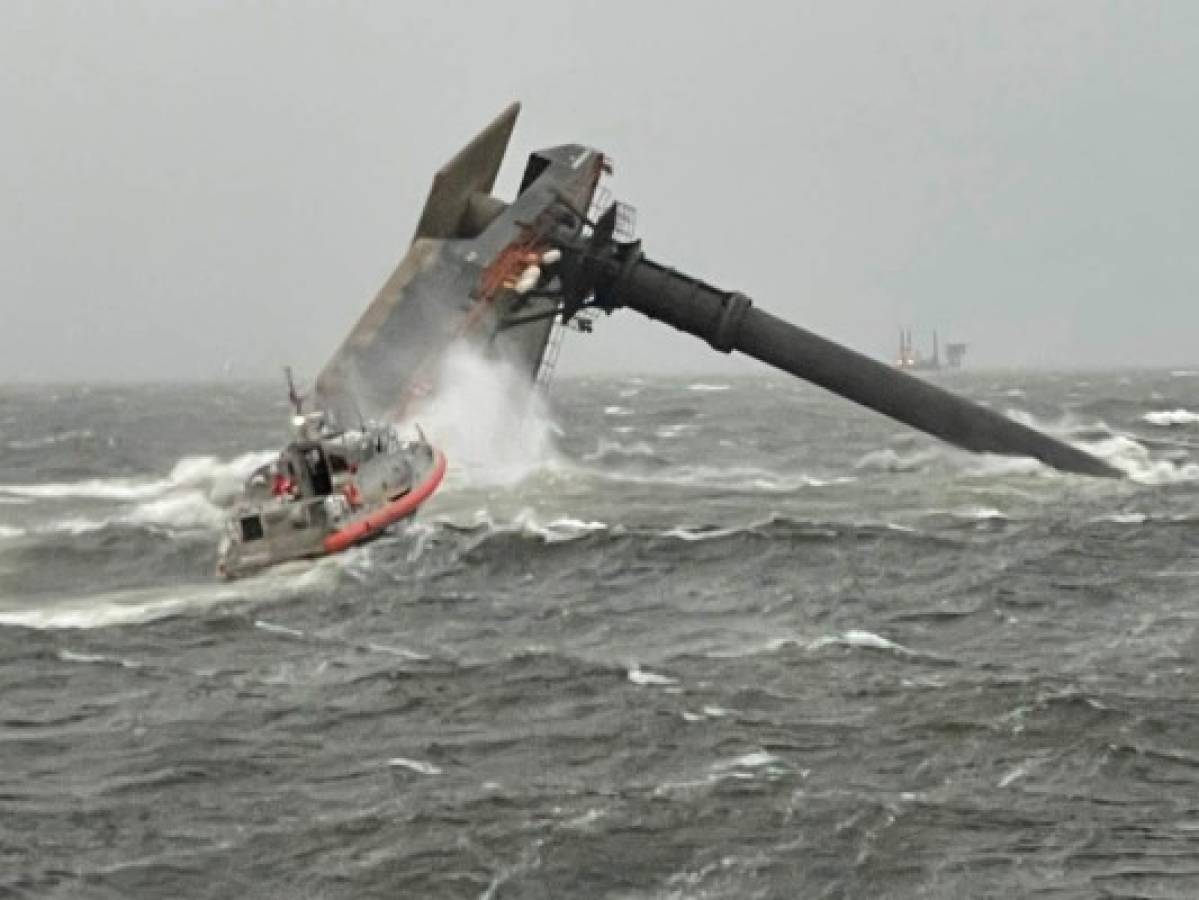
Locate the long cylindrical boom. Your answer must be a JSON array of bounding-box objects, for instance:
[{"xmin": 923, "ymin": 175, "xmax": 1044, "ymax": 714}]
[{"xmin": 577, "ymin": 246, "xmax": 1120, "ymax": 478}]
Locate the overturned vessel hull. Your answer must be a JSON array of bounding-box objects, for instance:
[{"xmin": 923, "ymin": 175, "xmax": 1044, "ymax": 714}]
[{"xmin": 315, "ymin": 103, "xmax": 604, "ymax": 427}]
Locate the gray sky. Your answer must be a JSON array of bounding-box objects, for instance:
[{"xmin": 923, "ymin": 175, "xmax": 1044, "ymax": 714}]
[{"xmin": 3, "ymin": 1, "xmax": 1198, "ymax": 381}]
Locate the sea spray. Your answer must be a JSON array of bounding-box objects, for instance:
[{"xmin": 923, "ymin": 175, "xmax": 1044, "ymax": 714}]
[{"xmin": 400, "ymin": 345, "xmax": 560, "ymax": 487}]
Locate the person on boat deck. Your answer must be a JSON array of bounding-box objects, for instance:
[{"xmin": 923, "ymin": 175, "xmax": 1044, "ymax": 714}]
[{"xmin": 271, "ymin": 463, "xmax": 297, "ymax": 498}]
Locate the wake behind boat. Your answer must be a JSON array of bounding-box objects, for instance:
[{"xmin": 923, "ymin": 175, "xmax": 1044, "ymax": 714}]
[{"xmin": 216, "ymin": 410, "xmax": 445, "ymax": 579}]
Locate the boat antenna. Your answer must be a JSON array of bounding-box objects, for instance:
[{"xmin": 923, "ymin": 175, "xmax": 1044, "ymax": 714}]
[
  {"xmin": 284, "ymin": 366, "xmax": 304, "ymax": 415},
  {"xmin": 350, "ymin": 395, "xmax": 367, "ymax": 432}
]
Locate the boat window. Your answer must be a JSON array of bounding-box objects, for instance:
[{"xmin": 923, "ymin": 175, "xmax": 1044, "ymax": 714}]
[
  {"xmin": 240, "ymin": 515, "xmax": 265, "ymax": 542},
  {"xmin": 304, "ymin": 446, "xmax": 333, "ymax": 496},
  {"xmin": 328, "ymin": 453, "xmax": 348, "ymax": 474}
]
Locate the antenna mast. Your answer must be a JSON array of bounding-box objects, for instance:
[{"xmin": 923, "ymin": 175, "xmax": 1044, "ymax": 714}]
[{"xmin": 284, "ymin": 366, "xmax": 304, "ymax": 415}]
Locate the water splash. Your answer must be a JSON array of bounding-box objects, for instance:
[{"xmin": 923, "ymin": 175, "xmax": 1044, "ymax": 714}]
[{"xmin": 401, "ymin": 345, "xmax": 561, "ymax": 488}]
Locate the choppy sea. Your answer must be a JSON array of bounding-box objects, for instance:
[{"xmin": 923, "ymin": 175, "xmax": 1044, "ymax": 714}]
[{"xmin": 3, "ymin": 368, "xmax": 1199, "ymax": 898}]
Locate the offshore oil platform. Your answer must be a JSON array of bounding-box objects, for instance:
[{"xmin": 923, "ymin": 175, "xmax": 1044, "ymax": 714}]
[
  {"xmin": 896, "ymin": 330, "xmax": 967, "ymax": 371},
  {"xmin": 314, "ymin": 103, "xmax": 1117, "ymax": 479}
]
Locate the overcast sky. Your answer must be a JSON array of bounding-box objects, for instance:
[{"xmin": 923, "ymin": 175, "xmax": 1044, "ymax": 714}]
[{"xmin": 3, "ymin": 2, "xmax": 1198, "ymax": 381}]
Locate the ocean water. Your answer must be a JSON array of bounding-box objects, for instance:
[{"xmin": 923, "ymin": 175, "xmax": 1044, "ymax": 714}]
[{"xmin": 2, "ymin": 370, "xmax": 1199, "ymax": 898}]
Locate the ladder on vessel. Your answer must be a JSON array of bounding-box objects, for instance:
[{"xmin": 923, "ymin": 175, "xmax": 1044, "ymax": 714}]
[
  {"xmin": 536, "ymin": 309, "xmax": 599, "ymax": 395},
  {"xmin": 535, "ymin": 319, "xmax": 567, "ymax": 394},
  {"xmin": 536, "ymin": 183, "xmax": 634, "ymax": 395}
]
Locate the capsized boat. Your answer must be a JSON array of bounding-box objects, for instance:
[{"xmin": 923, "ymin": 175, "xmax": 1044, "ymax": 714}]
[{"xmin": 216, "ymin": 410, "xmax": 446, "ymax": 579}]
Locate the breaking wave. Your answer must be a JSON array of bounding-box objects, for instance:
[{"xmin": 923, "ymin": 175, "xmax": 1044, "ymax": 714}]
[
  {"xmin": 0, "ymin": 452, "xmax": 272, "ymax": 505},
  {"xmin": 854, "ymin": 447, "xmax": 946, "ymax": 474},
  {"xmin": 0, "ymin": 559, "xmax": 340, "ymax": 630},
  {"xmin": 1078, "ymin": 434, "xmax": 1199, "ymax": 484},
  {"xmin": 586, "ymin": 462, "xmax": 853, "ymax": 493},
  {"xmin": 1143, "ymin": 409, "xmax": 1199, "ymax": 427},
  {"xmin": 123, "ymin": 492, "xmax": 227, "ymax": 531},
  {"xmin": 430, "ymin": 511, "xmax": 935, "ymax": 560},
  {"xmin": 581, "ymin": 439, "xmax": 663, "ymax": 465},
  {"xmin": 0, "ymin": 477, "xmax": 168, "ymax": 501},
  {"xmin": 947, "ymin": 506, "xmax": 1008, "ymax": 522},
  {"xmin": 1094, "ymin": 512, "xmax": 1148, "ymax": 525},
  {"xmin": 808, "ymin": 629, "xmax": 915, "ymax": 654},
  {"xmin": 942, "ymin": 408, "xmax": 1199, "ymax": 484},
  {"xmin": 0, "ymin": 452, "xmax": 275, "ymax": 546},
  {"xmin": 853, "ymin": 445, "xmax": 1043, "ymax": 478},
  {"xmin": 6, "ymin": 429, "xmax": 95, "ymax": 450}
]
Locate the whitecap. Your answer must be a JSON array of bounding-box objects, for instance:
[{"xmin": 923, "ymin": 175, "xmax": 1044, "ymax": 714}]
[
  {"xmin": 57, "ymin": 649, "xmax": 141, "ymax": 668},
  {"xmin": 254, "ymin": 619, "xmax": 306, "ymax": 639},
  {"xmin": 654, "ymin": 423, "xmax": 693, "ymax": 439},
  {"xmin": 964, "ymin": 455, "xmax": 1050, "ymax": 478},
  {"xmin": 0, "ymin": 560, "xmax": 337, "ymax": 630},
  {"xmin": 582, "ymin": 439, "xmax": 657, "ymax": 462},
  {"xmin": 593, "ymin": 462, "xmax": 851, "ymax": 494},
  {"xmin": 712, "ymin": 750, "xmax": 778, "ymax": 771},
  {"xmin": 1095, "ymin": 512, "xmax": 1148, "ymax": 525},
  {"xmin": 0, "ymin": 478, "xmax": 165, "ymax": 501},
  {"xmin": 42, "ymin": 517, "xmax": 108, "ymax": 535},
  {"xmin": 628, "ymin": 665, "xmax": 676, "ymax": 686},
  {"xmin": 809, "ymin": 629, "xmax": 914, "ymax": 655},
  {"xmin": 954, "ymin": 506, "xmax": 1007, "ymax": 521},
  {"xmin": 32, "ymin": 497, "xmax": 223, "ymax": 537},
  {"xmin": 563, "ymin": 807, "xmax": 607, "ymax": 829},
  {"xmin": 1081, "ymin": 434, "xmax": 1199, "ymax": 484},
  {"xmin": 509, "ymin": 510, "xmax": 608, "ymax": 543},
  {"xmin": 661, "ymin": 525, "xmax": 742, "ymax": 542},
  {"xmin": 363, "ymin": 642, "xmax": 430, "ymax": 661},
  {"xmin": 604, "ymin": 405, "xmax": 633, "ymax": 417},
  {"xmin": 535, "ymin": 517, "xmax": 608, "ymax": 543},
  {"xmin": 0, "ymin": 525, "xmax": 25, "ymax": 539},
  {"xmin": 688, "ymin": 383, "xmax": 730, "ymax": 392},
  {"xmin": 998, "ymin": 764, "xmax": 1030, "ymax": 788},
  {"xmin": 1143, "ymin": 409, "xmax": 1199, "ymax": 427},
  {"xmin": 0, "ymin": 451, "xmax": 273, "ymax": 506},
  {"xmin": 386, "ymin": 757, "xmax": 441, "ymax": 776},
  {"xmin": 124, "ymin": 492, "xmax": 224, "ymax": 531},
  {"xmin": 7, "ymin": 429, "xmax": 94, "ymax": 450},
  {"xmin": 854, "ymin": 447, "xmax": 943, "ymax": 474}
]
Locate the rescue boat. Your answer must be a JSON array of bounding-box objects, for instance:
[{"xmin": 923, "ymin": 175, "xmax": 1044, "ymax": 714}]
[{"xmin": 216, "ymin": 410, "xmax": 446, "ymax": 579}]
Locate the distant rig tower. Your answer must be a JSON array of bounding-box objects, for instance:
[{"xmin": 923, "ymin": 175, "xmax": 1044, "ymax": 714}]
[{"xmin": 897, "ymin": 330, "xmax": 966, "ymax": 371}]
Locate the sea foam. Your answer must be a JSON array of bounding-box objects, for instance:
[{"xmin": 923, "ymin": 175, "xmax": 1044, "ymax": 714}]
[{"xmin": 1143, "ymin": 409, "xmax": 1199, "ymax": 427}]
